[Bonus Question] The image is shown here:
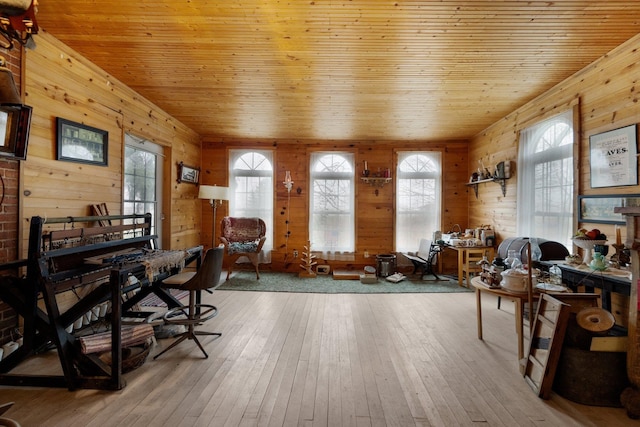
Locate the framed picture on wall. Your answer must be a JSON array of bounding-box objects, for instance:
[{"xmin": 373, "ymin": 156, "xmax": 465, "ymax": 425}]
[
  {"xmin": 589, "ymin": 124, "xmax": 638, "ymax": 188},
  {"xmin": 578, "ymin": 194, "xmax": 640, "ymax": 224},
  {"xmin": 177, "ymin": 162, "xmax": 199, "ymax": 184},
  {"xmin": 56, "ymin": 118, "xmax": 108, "ymax": 166}
]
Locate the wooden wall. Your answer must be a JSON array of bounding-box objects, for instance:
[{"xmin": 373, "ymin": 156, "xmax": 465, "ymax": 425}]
[
  {"xmin": 468, "ymin": 33, "xmax": 640, "ymax": 247},
  {"xmin": 20, "ymin": 32, "xmax": 202, "ymax": 254},
  {"xmin": 201, "ymin": 139, "xmax": 469, "ymax": 273}
]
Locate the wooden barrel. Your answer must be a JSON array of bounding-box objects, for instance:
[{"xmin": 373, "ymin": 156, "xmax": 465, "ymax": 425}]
[{"xmin": 553, "ymin": 346, "xmax": 629, "ymax": 407}]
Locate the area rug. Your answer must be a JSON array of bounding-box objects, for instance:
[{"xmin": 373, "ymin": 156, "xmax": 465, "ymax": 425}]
[
  {"xmin": 217, "ymin": 271, "xmax": 472, "ymax": 294},
  {"xmin": 139, "ymin": 289, "xmax": 189, "ymax": 307}
]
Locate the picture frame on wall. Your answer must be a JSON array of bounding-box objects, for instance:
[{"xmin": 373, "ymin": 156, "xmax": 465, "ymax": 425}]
[
  {"xmin": 177, "ymin": 162, "xmax": 199, "ymax": 184},
  {"xmin": 56, "ymin": 118, "xmax": 108, "ymax": 166},
  {"xmin": 589, "ymin": 124, "xmax": 638, "ymax": 188},
  {"xmin": 578, "ymin": 194, "xmax": 640, "ymax": 224}
]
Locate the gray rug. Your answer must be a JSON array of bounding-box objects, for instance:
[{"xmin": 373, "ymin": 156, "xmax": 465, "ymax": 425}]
[{"xmin": 217, "ymin": 271, "xmax": 472, "ymax": 294}]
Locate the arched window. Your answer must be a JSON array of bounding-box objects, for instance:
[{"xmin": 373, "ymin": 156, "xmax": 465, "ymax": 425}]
[
  {"xmin": 309, "ymin": 152, "xmax": 355, "ymax": 252},
  {"xmin": 395, "ymin": 152, "xmax": 442, "ymax": 252},
  {"xmin": 517, "ymin": 110, "xmax": 574, "ymax": 249},
  {"xmin": 229, "ymin": 150, "xmax": 273, "ymax": 263}
]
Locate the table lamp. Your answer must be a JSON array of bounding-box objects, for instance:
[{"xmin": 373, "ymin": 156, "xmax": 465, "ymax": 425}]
[{"xmin": 198, "ymin": 185, "xmax": 229, "ymax": 248}]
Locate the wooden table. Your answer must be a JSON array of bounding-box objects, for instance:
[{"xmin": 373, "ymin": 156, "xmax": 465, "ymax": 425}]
[
  {"xmin": 553, "ymin": 262, "xmax": 630, "ymax": 312},
  {"xmin": 448, "ymin": 245, "xmax": 495, "ymax": 287},
  {"xmin": 470, "ymin": 276, "xmax": 529, "ymax": 361}
]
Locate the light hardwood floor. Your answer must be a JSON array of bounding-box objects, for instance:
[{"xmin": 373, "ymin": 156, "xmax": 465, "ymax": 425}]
[{"xmin": 0, "ymin": 290, "xmax": 635, "ymax": 426}]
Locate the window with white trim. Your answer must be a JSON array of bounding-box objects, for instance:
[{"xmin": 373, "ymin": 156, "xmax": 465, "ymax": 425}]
[
  {"xmin": 517, "ymin": 110, "xmax": 574, "ymax": 249},
  {"xmin": 309, "ymin": 152, "xmax": 355, "ymax": 253},
  {"xmin": 395, "ymin": 152, "xmax": 442, "ymax": 252},
  {"xmin": 124, "ymin": 134, "xmax": 163, "ymax": 246},
  {"xmin": 229, "ymin": 150, "xmax": 273, "ymax": 263}
]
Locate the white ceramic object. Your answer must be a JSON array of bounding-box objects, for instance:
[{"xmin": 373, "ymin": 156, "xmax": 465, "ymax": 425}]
[
  {"xmin": 572, "ymin": 238, "xmax": 607, "ymax": 264},
  {"xmin": 99, "ymin": 302, "xmax": 108, "ymax": 318},
  {"xmin": 500, "ymin": 269, "xmax": 535, "ymax": 293},
  {"xmin": 2, "ymin": 341, "xmax": 18, "ymax": 358},
  {"xmin": 74, "ymin": 317, "xmax": 84, "ymax": 330}
]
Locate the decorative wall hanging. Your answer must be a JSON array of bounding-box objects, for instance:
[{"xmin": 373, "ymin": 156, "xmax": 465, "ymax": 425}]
[
  {"xmin": 578, "ymin": 194, "xmax": 640, "ymax": 224},
  {"xmin": 177, "ymin": 162, "xmax": 199, "ymax": 184},
  {"xmin": 56, "ymin": 118, "xmax": 108, "ymax": 166},
  {"xmin": 589, "ymin": 124, "xmax": 637, "ymax": 188}
]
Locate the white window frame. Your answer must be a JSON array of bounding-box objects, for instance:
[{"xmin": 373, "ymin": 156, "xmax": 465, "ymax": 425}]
[
  {"xmin": 229, "ymin": 149, "xmax": 274, "ymax": 264},
  {"xmin": 395, "ymin": 151, "xmax": 442, "ymax": 253},
  {"xmin": 517, "ymin": 109, "xmax": 575, "ymax": 249},
  {"xmin": 123, "ymin": 134, "xmax": 163, "ymax": 247},
  {"xmin": 309, "ymin": 152, "xmax": 355, "ymax": 253}
]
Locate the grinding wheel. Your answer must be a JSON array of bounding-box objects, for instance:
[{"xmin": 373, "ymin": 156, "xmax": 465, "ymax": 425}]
[{"xmin": 576, "ymin": 307, "xmax": 615, "ymax": 334}]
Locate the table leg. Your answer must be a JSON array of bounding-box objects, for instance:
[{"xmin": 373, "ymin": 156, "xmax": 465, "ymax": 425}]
[
  {"xmin": 458, "ymin": 249, "xmax": 464, "ymax": 287},
  {"xmin": 476, "ymin": 288, "xmax": 483, "ymax": 340},
  {"xmin": 515, "ymin": 297, "xmax": 524, "ymax": 361}
]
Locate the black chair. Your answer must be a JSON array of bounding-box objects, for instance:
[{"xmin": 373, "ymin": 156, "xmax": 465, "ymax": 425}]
[
  {"xmin": 403, "ymin": 238, "xmax": 443, "ymax": 280},
  {"xmin": 153, "ymin": 247, "xmax": 224, "ymax": 359}
]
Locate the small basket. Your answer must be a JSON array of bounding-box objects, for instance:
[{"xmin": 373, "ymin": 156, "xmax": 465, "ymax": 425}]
[
  {"xmin": 77, "ymin": 338, "xmax": 152, "ymax": 375},
  {"xmin": 105, "ymin": 338, "xmax": 152, "ymax": 373}
]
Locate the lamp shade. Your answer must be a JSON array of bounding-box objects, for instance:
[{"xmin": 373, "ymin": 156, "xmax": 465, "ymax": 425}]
[{"xmin": 198, "ymin": 185, "xmax": 229, "ymax": 200}]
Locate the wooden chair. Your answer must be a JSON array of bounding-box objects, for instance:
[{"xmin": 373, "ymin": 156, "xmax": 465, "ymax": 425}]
[
  {"xmin": 220, "ymin": 217, "xmax": 267, "ymax": 280},
  {"xmin": 461, "ymin": 247, "xmax": 487, "ymax": 287},
  {"xmin": 153, "ymin": 247, "xmax": 224, "ymax": 359},
  {"xmin": 403, "ymin": 238, "xmax": 442, "ymax": 280}
]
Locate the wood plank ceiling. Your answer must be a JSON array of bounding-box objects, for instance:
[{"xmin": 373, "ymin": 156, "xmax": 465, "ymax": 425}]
[{"xmin": 35, "ymin": 1, "xmax": 640, "ymax": 142}]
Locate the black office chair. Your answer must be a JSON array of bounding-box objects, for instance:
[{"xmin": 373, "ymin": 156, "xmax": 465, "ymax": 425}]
[{"xmin": 153, "ymin": 247, "xmax": 224, "ymax": 359}]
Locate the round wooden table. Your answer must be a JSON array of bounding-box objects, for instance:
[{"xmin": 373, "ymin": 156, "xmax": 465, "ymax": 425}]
[{"xmin": 469, "ymin": 276, "xmax": 531, "ymax": 361}]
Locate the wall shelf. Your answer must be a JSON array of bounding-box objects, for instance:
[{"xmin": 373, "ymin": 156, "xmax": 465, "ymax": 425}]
[
  {"xmin": 361, "ymin": 177, "xmax": 392, "ymax": 188},
  {"xmin": 466, "ymin": 177, "xmax": 508, "ymax": 198}
]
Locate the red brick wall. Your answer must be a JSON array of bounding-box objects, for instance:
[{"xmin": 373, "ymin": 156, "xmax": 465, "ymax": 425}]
[{"xmin": 0, "ymin": 47, "xmax": 22, "ymax": 345}]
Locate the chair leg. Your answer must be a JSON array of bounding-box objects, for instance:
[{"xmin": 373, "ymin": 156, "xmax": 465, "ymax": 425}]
[
  {"xmin": 154, "ymin": 291, "xmax": 221, "ymax": 359},
  {"xmin": 153, "ymin": 333, "xmax": 189, "ymax": 359}
]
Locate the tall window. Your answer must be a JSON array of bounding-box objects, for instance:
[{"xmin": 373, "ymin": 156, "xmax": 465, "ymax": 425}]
[
  {"xmin": 517, "ymin": 110, "xmax": 574, "ymax": 249},
  {"xmin": 309, "ymin": 152, "xmax": 355, "ymax": 253},
  {"xmin": 395, "ymin": 152, "xmax": 442, "ymax": 252},
  {"xmin": 229, "ymin": 150, "xmax": 273, "ymax": 263},
  {"xmin": 124, "ymin": 134, "xmax": 163, "ymax": 245}
]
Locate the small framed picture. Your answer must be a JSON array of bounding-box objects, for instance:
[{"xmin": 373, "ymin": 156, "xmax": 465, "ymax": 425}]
[
  {"xmin": 177, "ymin": 162, "xmax": 199, "ymax": 184},
  {"xmin": 56, "ymin": 118, "xmax": 108, "ymax": 166},
  {"xmin": 578, "ymin": 194, "xmax": 640, "ymax": 224}
]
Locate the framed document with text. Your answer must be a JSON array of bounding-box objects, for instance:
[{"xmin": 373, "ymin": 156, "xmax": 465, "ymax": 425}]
[{"xmin": 589, "ymin": 124, "xmax": 637, "ymax": 188}]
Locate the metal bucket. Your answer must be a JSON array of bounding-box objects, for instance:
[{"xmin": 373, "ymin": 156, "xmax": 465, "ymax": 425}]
[{"xmin": 376, "ymin": 254, "xmax": 396, "ymax": 277}]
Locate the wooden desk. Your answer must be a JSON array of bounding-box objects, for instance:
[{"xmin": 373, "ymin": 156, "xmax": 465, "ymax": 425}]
[
  {"xmin": 449, "ymin": 245, "xmax": 495, "ymax": 287},
  {"xmin": 470, "ymin": 276, "xmax": 529, "ymax": 361}
]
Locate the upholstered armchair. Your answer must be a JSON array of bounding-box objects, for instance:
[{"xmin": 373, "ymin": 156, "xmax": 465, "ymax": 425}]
[{"xmin": 220, "ymin": 217, "xmax": 267, "ymax": 280}]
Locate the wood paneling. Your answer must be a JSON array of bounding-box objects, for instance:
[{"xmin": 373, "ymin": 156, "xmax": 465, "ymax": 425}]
[
  {"xmin": 202, "ymin": 139, "xmax": 467, "ymax": 272},
  {"xmin": 469, "ymin": 33, "xmax": 640, "ymax": 246},
  {"xmin": 21, "ymin": 32, "xmax": 202, "ymax": 254},
  {"xmin": 35, "ymin": 1, "xmax": 640, "ymax": 142}
]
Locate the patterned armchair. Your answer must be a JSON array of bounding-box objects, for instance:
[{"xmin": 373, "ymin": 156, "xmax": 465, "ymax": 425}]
[{"xmin": 220, "ymin": 216, "xmax": 267, "ymax": 280}]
